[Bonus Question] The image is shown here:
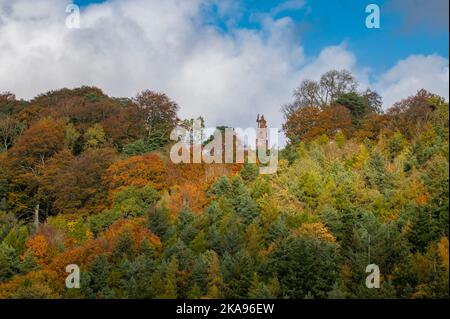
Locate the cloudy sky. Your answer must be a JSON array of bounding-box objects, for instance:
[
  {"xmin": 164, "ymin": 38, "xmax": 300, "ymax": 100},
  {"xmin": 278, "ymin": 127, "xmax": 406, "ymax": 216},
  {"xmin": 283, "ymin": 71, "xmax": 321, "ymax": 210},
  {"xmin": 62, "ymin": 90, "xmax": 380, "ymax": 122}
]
[{"xmin": 0, "ymin": 0, "xmax": 448, "ymax": 133}]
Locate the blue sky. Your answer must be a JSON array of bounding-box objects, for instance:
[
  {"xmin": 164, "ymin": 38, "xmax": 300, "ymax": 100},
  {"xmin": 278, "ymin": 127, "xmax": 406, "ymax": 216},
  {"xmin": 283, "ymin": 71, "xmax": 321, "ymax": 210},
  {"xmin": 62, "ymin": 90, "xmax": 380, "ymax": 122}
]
[{"xmin": 74, "ymin": 0, "xmax": 449, "ymax": 80}]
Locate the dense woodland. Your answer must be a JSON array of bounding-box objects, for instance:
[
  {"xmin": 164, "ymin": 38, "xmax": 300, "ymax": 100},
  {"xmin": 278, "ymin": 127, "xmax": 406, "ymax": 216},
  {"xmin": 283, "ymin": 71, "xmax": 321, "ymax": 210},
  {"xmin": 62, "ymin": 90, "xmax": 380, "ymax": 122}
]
[{"xmin": 0, "ymin": 70, "xmax": 448, "ymax": 299}]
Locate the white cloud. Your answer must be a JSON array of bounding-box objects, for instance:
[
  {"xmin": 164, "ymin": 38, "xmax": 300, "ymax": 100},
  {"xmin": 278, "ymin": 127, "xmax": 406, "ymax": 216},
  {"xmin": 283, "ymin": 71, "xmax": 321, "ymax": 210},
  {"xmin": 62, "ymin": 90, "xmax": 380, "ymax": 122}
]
[
  {"xmin": 375, "ymin": 54, "xmax": 449, "ymax": 108},
  {"xmin": 271, "ymin": 0, "xmax": 306, "ymax": 16},
  {"xmin": 0, "ymin": 0, "xmax": 448, "ymax": 143}
]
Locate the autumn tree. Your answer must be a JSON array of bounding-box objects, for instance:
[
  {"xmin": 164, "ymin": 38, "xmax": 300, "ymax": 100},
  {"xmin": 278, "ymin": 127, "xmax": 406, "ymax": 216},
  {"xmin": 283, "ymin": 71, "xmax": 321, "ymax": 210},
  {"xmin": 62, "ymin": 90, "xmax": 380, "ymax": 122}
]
[
  {"xmin": 386, "ymin": 89, "xmax": 442, "ymax": 139},
  {"xmin": 104, "ymin": 153, "xmax": 166, "ymax": 195},
  {"xmin": 134, "ymin": 91, "xmax": 179, "ymax": 140},
  {"xmin": 7, "ymin": 117, "xmax": 67, "ymax": 225},
  {"xmin": 283, "ymin": 105, "xmax": 352, "ymax": 141},
  {"xmin": 39, "ymin": 148, "xmax": 117, "ymax": 215},
  {"xmin": 0, "ymin": 115, "xmax": 25, "ymax": 152},
  {"xmin": 283, "ymin": 70, "xmax": 358, "ymax": 116}
]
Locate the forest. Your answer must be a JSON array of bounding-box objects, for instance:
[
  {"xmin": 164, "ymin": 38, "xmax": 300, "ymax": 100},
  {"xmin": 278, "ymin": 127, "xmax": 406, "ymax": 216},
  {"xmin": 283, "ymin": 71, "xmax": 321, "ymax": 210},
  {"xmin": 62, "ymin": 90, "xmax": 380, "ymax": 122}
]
[{"xmin": 0, "ymin": 70, "xmax": 448, "ymax": 299}]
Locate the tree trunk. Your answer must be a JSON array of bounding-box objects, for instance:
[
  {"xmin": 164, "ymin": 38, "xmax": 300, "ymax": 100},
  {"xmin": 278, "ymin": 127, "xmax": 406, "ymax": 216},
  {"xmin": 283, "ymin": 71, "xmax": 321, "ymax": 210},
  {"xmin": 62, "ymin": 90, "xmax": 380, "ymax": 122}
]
[{"xmin": 34, "ymin": 202, "xmax": 40, "ymax": 231}]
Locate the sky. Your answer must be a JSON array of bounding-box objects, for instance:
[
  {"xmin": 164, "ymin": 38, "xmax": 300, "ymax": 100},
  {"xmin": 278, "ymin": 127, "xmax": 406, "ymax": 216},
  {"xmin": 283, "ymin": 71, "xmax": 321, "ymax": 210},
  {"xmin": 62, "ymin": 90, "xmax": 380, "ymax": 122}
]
[{"xmin": 0, "ymin": 0, "xmax": 448, "ymax": 139}]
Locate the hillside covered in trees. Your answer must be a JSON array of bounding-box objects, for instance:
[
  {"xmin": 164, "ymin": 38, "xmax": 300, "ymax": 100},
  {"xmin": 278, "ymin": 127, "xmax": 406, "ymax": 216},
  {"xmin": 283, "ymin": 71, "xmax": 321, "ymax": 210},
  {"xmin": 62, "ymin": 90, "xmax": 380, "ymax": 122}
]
[{"xmin": 0, "ymin": 70, "xmax": 448, "ymax": 299}]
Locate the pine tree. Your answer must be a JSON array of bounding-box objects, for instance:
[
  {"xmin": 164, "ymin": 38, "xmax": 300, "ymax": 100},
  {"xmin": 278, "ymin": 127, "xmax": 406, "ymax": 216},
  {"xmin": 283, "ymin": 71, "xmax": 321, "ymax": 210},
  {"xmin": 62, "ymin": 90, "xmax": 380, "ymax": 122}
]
[
  {"xmin": 206, "ymin": 251, "xmax": 223, "ymax": 299},
  {"xmin": 163, "ymin": 257, "xmax": 178, "ymax": 299},
  {"xmin": 187, "ymin": 283, "xmax": 203, "ymax": 299},
  {"xmin": 240, "ymin": 161, "xmax": 259, "ymax": 182},
  {"xmin": 148, "ymin": 205, "xmax": 170, "ymax": 240}
]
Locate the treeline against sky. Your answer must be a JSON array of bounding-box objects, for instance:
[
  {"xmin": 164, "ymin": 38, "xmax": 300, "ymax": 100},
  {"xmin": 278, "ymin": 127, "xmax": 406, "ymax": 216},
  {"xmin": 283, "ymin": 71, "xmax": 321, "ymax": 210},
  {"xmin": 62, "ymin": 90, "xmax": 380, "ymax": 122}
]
[{"xmin": 0, "ymin": 70, "xmax": 448, "ymax": 298}]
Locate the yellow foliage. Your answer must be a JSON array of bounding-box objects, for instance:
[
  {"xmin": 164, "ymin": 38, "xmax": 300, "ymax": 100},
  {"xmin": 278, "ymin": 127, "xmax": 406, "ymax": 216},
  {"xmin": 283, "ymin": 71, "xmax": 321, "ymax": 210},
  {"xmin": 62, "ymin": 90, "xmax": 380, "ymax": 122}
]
[
  {"xmin": 257, "ymin": 194, "xmax": 280, "ymax": 227},
  {"xmin": 293, "ymin": 222, "xmax": 336, "ymax": 243},
  {"xmin": 0, "ymin": 270, "xmax": 61, "ymax": 299},
  {"xmin": 438, "ymin": 236, "xmax": 449, "ymax": 271}
]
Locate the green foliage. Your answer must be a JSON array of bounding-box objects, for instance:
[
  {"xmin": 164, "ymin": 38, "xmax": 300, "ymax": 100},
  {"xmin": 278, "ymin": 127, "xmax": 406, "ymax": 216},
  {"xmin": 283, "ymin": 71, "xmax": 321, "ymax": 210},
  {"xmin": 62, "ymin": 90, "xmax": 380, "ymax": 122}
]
[
  {"xmin": 122, "ymin": 129, "xmax": 171, "ymax": 156},
  {"xmin": 0, "ymin": 242, "xmax": 20, "ymax": 282},
  {"xmin": 88, "ymin": 210, "xmax": 123, "ymax": 237},
  {"xmin": 0, "ymin": 86, "xmax": 448, "ymax": 300},
  {"xmin": 335, "ymin": 91, "xmax": 380, "ymax": 127},
  {"xmin": 240, "ymin": 161, "xmax": 259, "ymax": 182},
  {"xmin": 148, "ymin": 205, "xmax": 170, "ymax": 240},
  {"xmin": 111, "ymin": 184, "xmax": 160, "ymax": 218},
  {"xmin": 3, "ymin": 225, "xmax": 28, "ymax": 255},
  {"xmin": 269, "ymin": 235, "xmax": 339, "ymax": 298}
]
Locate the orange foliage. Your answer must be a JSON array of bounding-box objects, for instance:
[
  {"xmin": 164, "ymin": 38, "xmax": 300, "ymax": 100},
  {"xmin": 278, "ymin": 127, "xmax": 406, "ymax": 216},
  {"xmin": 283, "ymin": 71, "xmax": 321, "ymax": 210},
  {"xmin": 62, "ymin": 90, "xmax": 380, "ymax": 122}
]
[
  {"xmin": 283, "ymin": 105, "xmax": 353, "ymax": 141},
  {"xmin": 354, "ymin": 113, "xmax": 390, "ymax": 140},
  {"xmin": 22, "ymin": 234, "xmax": 51, "ymax": 266},
  {"xmin": 165, "ymin": 161, "xmax": 239, "ymax": 217},
  {"xmin": 166, "ymin": 162, "xmax": 238, "ymax": 188},
  {"xmin": 167, "ymin": 183, "xmax": 207, "ymax": 216},
  {"xmin": 48, "ymin": 239, "xmax": 104, "ymax": 279},
  {"xmin": 38, "ymin": 148, "xmax": 117, "ymax": 215},
  {"xmin": 48, "ymin": 218, "xmax": 161, "ymax": 281},
  {"xmin": 9, "ymin": 117, "xmax": 67, "ymax": 170},
  {"xmin": 103, "ymin": 218, "xmax": 161, "ymax": 250},
  {"xmin": 105, "ymin": 153, "xmax": 166, "ymax": 196}
]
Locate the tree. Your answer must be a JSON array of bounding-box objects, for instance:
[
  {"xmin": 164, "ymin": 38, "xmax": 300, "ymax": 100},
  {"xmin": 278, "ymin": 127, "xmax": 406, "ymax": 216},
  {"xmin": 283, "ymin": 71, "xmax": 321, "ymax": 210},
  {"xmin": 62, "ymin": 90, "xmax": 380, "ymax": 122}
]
[
  {"xmin": 386, "ymin": 89, "xmax": 440, "ymax": 139},
  {"xmin": 40, "ymin": 147, "xmax": 117, "ymax": 215},
  {"xmin": 8, "ymin": 117, "xmax": 67, "ymax": 169},
  {"xmin": 248, "ymin": 273, "xmax": 272, "ymax": 298},
  {"xmin": 0, "ymin": 92, "xmax": 20, "ymax": 115},
  {"xmin": 104, "ymin": 153, "xmax": 166, "ymax": 195},
  {"xmin": 240, "ymin": 160, "xmax": 259, "ymax": 182},
  {"xmin": 283, "ymin": 70, "xmax": 358, "ymax": 116},
  {"xmin": 122, "ymin": 132, "xmax": 170, "ymax": 155},
  {"xmin": 23, "ymin": 234, "xmax": 50, "ymax": 266},
  {"xmin": 283, "ymin": 105, "xmax": 352, "ymax": 141},
  {"xmin": 162, "ymin": 257, "xmax": 178, "ymax": 299},
  {"xmin": 85, "ymin": 254, "xmax": 111, "ymax": 297},
  {"xmin": 335, "ymin": 90, "xmax": 382, "ymax": 126},
  {"xmin": 342, "ymin": 212, "xmax": 409, "ymax": 298},
  {"xmin": 0, "ymin": 269, "xmax": 61, "ymax": 298},
  {"xmin": 269, "ymin": 235, "xmax": 339, "ymax": 298},
  {"xmin": 0, "ymin": 242, "xmax": 21, "ymax": 282},
  {"xmin": 64, "ymin": 123, "xmax": 81, "ymax": 153},
  {"xmin": 189, "ymin": 231, "xmax": 208, "ymax": 254},
  {"xmin": 84, "ymin": 124, "xmax": 106, "ymax": 149},
  {"xmin": 109, "ymin": 184, "xmax": 160, "ymax": 218},
  {"xmin": 221, "ymin": 250, "xmax": 254, "ymax": 298},
  {"xmin": 317, "ymin": 105, "xmax": 353, "ymax": 138},
  {"xmin": 167, "ymin": 183, "xmax": 207, "ymax": 215},
  {"xmin": 293, "ymin": 222, "xmax": 336, "ymax": 243},
  {"xmin": 7, "ymin": 117, "xmax": 67, "ymax": 222},
  {"xmin": 100, "ymin": 99, "xmax": 148, "ymax": 151},
  {"xmin": 206, "ymin": 251, "xmax": 224, "ymax": 298},
  {"xmin": 134, "ymin": 91, "xmax": 179, "ymax": 137},
  {"xmin": 147, "ymin": 205, "xmax": 170, "ymax": 241},
  {"xmin": 355, "ymin": 113, "xmax": 389, "ymax": 140},
  {"xmin": 0, "ymin": 115, "xmax": 24, "ymax": 152}
]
